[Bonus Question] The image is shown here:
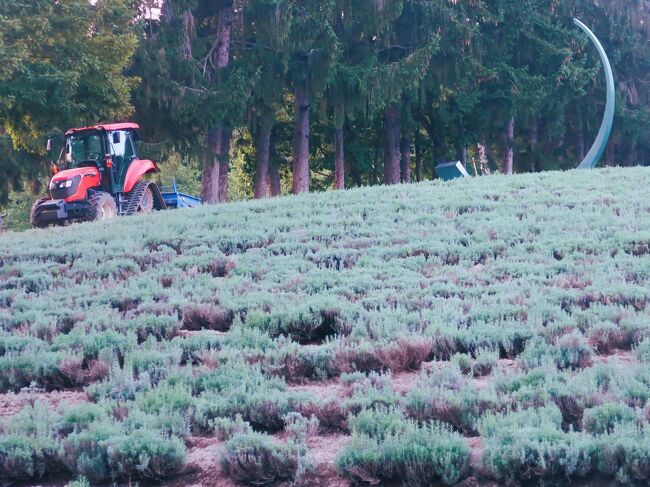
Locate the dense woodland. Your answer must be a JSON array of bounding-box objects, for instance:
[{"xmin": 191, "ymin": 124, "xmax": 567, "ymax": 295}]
[{"xmin": 0, "ymin": 0, "xmax": 648, "ymax": 208}]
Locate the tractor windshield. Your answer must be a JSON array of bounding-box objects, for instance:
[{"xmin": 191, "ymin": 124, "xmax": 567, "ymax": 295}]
[{"xmin": 65, "ymin": 132, "xmax": 104, "ymax": 168}]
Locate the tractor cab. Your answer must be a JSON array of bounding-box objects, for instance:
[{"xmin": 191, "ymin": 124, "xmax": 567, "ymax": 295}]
[{"xmin": 60, "ymin": 123, "xmax": 143, "ymax": 194}]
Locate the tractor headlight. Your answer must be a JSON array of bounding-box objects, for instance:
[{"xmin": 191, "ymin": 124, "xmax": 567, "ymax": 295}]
[{"xmin": 49, "ymin": 179, "xmax": 74, "ymax": 189}]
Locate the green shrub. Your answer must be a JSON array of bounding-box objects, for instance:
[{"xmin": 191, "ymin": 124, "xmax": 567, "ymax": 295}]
[
  {"xmin": 633, "ymin": 337, "xmax": 650, "ymax": 362},
  {"xmin": 406, "ymin": 367, "xmax": 500, "ymax": 435},
  {"xmin": 598, "ymin": 424, "xmax": 650, "ymax": 484},
  {"xmin": 451, "ymin": 353, "xmax": 472, "ymax": 375},
  {"xmin": 343, "ymin": 371, "xmax": 401, "ymax": 414},
  {"xmin": 519, "ymin": 333, "xmax": 593, "ymax": 371},
  {"xmin": 480, "ymin": 407, "xmax": 599, "ymax": 484},
  {"xmin": 0, "ymin": 350, "xmax": 64, "ymax": 392},
  {"xmin": 473, "ymin": 347, "xmax": 499, "ymax": 377},
  {"xmin": 0, "ymin": 435, "xmax": 60, "ymax": 481},
  {"xmin": 348, "ymin": 406, "xmax": 406, "ymax": 439},
  {"xmin": 210, "ymin": 415, "xmax": 253, "ymax": 440},
  {"xmin": 336, "ymin": 420, "xmax": 470, "ymax": 486},
  {"xmin": 66, "ymin": 477, "xmax": 91, "ymax": 487},
  {"xmin": 0, "ymin": 402, "xmax": 62, "ymax": 481},
  {"xmin": 59, "ymin": 403, "xmax": 109, "ymax": 435},
  {"xmin": 583, "ymin": 403, "xmax": 637, "ymax": 435},
  {"xmin": 220, "ymin": 432, "xmax": 304, "ymax": 485},
  {"xmin": 283, "ymin": 413, "xmax": 319, "ymax": 443},
  {"xmin": 129, "ymin": 344, "xmax": 182, "ymax": 384},
  {"xmin": 61, "ymin": 422, "xmax": 118, "ymax": 482},
  {"xmin": 104, "ymin": 430, "xmax": 186, "ymax": 480},
  {"xmin": 193, "ymin": 361, "xmax": 303, "ymax": 432},
  {"xmin": 136, "ymin": 383, "xmax": 195, "ymax": 415},
  {"xmin": 87, "ymin": 364, "xmax": 151, "ymax": 401}
]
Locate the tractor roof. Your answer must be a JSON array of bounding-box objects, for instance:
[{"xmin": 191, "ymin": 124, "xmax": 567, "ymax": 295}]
[{"xmin": 65, "ymin": 123, "xmax": 140, "ymax": 136}]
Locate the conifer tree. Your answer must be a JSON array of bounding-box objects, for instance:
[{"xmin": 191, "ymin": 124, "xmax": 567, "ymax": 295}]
[{"xmin": 286, "ymin": 0, "xmax": 337, "ymax": 194}]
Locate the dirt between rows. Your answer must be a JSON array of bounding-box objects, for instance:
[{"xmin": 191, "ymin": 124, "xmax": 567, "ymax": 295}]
[
  {"xmin": 0, "ymin": 389, "xmax": 88, "ymax": 418},
  {"xmin": 288, "ymin": 358, "xmax": 519, "ymax": 399}
]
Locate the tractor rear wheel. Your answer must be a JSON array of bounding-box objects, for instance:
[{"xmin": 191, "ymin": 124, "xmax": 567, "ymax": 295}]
[
  {"xmin": 138, "ymin": 186, "xmax": 154, "ymax": 214},
  {"xmin": 30, "ymin": 198, "xmax": 51, "ymax": 228},
  {"xmin": 88, "ymin": 192, "xmax": 118, "ymax": 222}
]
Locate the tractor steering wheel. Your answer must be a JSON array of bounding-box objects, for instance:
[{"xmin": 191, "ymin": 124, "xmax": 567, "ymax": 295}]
[{"xmin": 76, "ymin": 152, "xmax": 103, "ymax": 168}]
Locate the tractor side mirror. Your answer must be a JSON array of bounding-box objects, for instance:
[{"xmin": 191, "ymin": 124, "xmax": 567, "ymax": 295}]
[
  {"xmin": 50, "ymin": 161, "xmax": 59, "ymax": 175},
  {"xmin": 112, "ymin": 132, "xmax": 121, "ymax": 144},
  {"xmin": 46, "ymin": 138, "xmax": 52, "ymax": 152}
]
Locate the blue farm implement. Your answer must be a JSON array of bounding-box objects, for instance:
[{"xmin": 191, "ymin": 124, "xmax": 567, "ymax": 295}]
[{"xmin": 161, "ymin": 180, "xmax": 202, "ymax": 209}]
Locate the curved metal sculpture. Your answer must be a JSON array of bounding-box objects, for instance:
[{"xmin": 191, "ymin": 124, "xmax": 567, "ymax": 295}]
[{"xmin": 573, "ymin": 18, "xmax": 615, "ymax": 169}]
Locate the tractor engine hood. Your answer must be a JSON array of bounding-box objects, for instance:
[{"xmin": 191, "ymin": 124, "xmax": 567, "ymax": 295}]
[
  {"xmin": 51, "ymin": 167, "xmax": 100, "ymax": 183},
  {"xmin": 49, "ymin": 167, "xmax": 101, "ymax": 202}
]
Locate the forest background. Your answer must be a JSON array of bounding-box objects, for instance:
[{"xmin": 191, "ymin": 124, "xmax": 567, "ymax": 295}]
[{"xmin": 0, "ymin": 0, "xmax": 648, "ymax": 229}]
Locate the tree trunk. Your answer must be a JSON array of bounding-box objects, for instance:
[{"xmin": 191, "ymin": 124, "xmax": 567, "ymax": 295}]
[
  {"xmin": 477, "ymin": 142, "xmax": 490, "ymax": 176},
  {"xmin": 577, "ymin": 112, "xmax": 585, "ymax": 162},
  {"xmin": 556, "ymin": 125, "xmax": 565, "ymax": 163},
  {"xmin": 200, "ymin": 2, "xmax": 234, "ymax": 203},
  {"xmin": 384, "ymin": 104, "xmax": 401, "ymax": 185},
  {"xmin": 400, "ymin": 134, "xmax": 411, "ymax": 183},
  {"xmin": 268, "ymin": 131, "xmax": 281, "ymax": 197},
  {"xmin": 373, "ymin": 142, "xmax": 381, "ymax": 185},
  {"xmin": 255, "ymin": 123, "xmax": 272, "ymax": 199},
  {"xmin": 201, "ymin": 127, "xmax": 223, "ymax": 204},
  {"xmin": 292, "ymin": 86, "xmax": 310, "ymax": 194},
  {"xmin": 334, "ymin": 125, "xmax": 345, "ymax": 190},
  {"xmin": 215, "ymin": 1, "xmax": 234, "ymax": 69},
  {"xmin": 504, "ymin": 117, "xmax": 515, "ymax": 175},
  {"xmin": 415, "ymin": 130, "xmax": 423, "ymax": 182},
  {"xmin": 218, "ymin": 128, "xmax": 231, "ymax": 203},
  {"xmin": 350, "ymin": 160, "xmax": 362, "ymax": 187},
  {"xmin": 530, "ymin": 119, "xmax": 538, "ymax": 172}
]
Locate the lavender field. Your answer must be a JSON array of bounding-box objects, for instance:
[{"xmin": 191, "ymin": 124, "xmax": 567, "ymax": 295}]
[{"xmin": 1, "ymin": 168, "xmax": 650, "ymax": 486}]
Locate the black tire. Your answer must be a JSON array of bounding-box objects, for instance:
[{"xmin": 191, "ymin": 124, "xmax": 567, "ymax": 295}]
[
  {"xmin": 88, "ymin": 192, "xmax": 118, "ymax": 222},
  {"xmin": 30, "ymin": 198, "xmax": 51, "ymax": 228}
]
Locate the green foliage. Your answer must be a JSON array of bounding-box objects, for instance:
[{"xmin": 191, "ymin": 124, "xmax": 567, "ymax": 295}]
[
  {"xmin": 480, "ymin": 407, "xmax": 600, "ymax": 484},
  {"xmin": 598, "ymin": 424, "xmax": 650, "ymax": 484},
  {"xmin": 405, "ymin": 363, "xmax": 501, "ymax": 434},
  {"xmin": 473, "ymin": 347, "xmax": 499, "ymax": 377},
  {"xmin": 337, "ymin": 419, "xmax": 471, "ymax": 486},
  {"xmin": 66, "ymin": 477, "xmax": 90, "ymax": 487},
  {"xmin": 634, "ymin": 337, "xmax": 650, "ymax": 362},
  {"xmin": 220, "ymin": 432, "xmax": 307, "ymax": 485},
  {"xmin": 0, "ymin": 434, "xmax": 60, "ymax": 482},
  {"xmin": 583, "ymin": 403, "xmax": 637, "ymax": 435},
  {"xmin": 519, "ymin": 333, "xmax": 593, "ymax": 371},
  {"xmin": 104, "ymin": 430, "xmax": 186, "ymax": 481}
]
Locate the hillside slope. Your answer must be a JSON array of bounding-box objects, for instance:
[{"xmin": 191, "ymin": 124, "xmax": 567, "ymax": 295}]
[{"xmin": 1, "ymin": 168, "xmax": 650, "ymax": 486}]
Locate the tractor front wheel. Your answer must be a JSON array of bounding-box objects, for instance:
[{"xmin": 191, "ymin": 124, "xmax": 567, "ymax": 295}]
[
  {"xmin": 88, "ymin": 192, "xmax": 118, "ymax": 221},
  {"xmin": 30, "ymin": 198, "xmax": 51, "ymax": 228}
]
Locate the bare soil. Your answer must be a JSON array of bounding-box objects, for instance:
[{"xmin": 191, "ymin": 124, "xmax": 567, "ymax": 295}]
[
  {"xmin": 593, "ymin": 349, "xmax": 636, "ymax": 366},
  {"xmin": 0, "ymin": 390, "xmax": 88, "ymax": 418},
  {"xmin": 303, "ymin": 434, "xmax": 353, "ymax": 487}
]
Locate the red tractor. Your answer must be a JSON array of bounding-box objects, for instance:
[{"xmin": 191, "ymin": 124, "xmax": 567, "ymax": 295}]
[{"xmin": 30, "ymin": 123, "xmax": 168, "ymax": 228}]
